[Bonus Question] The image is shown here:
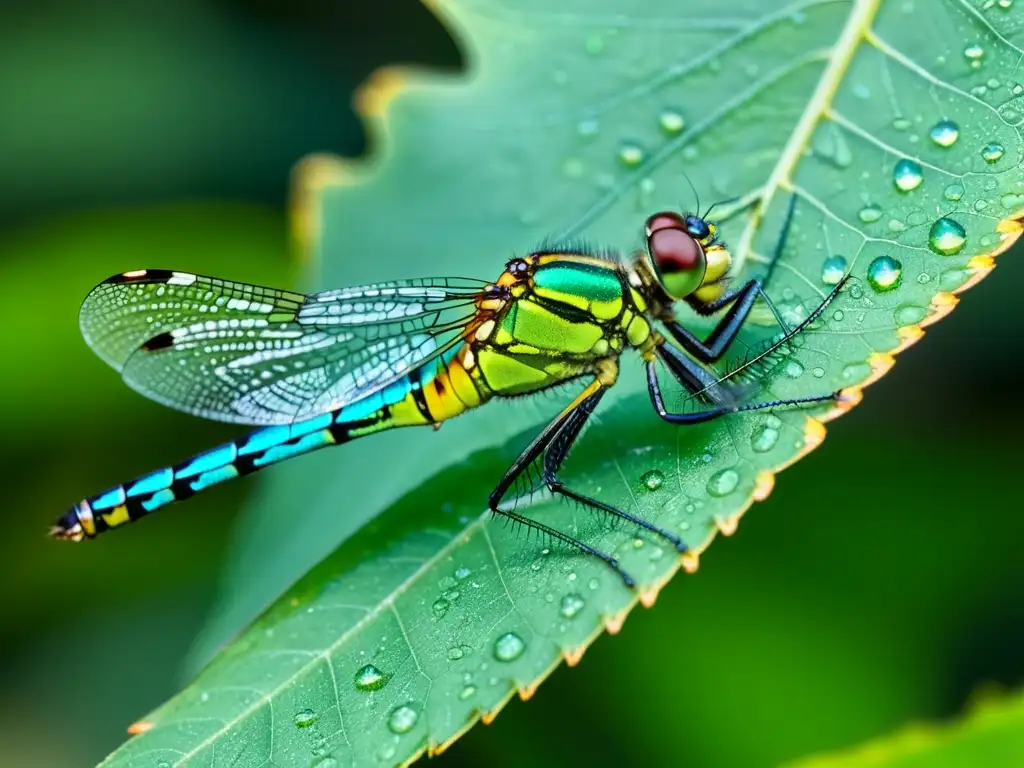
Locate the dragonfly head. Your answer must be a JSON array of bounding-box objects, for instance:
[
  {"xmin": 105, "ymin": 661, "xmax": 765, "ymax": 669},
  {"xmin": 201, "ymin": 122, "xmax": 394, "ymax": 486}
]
[
  {"xmin": 641, "ymin": 211, "xmax": 731, "ymax": 303},
  {"xmin": 49, "ymin": 502, "xmax": 89, "ymax": 542}
]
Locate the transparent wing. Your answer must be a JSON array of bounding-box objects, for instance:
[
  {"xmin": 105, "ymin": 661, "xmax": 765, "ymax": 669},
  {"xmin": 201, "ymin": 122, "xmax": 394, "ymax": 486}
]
[{"xmin": 80, "ymin": 269, "xmax": 487, "ymax": 425}]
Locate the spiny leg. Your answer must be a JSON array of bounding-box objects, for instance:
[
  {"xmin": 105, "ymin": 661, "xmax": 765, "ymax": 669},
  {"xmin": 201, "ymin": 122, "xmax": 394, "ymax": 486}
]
[
  {"xmin": 540, "ymin": 388, "xmax": 688, "ymax": 555},
  {"xmin": 668, "ymin": 194, "xmax": 800, "ymax": 362},
  {"xmin": 489, "ymin": 380, "xmax": 636, "ymax": 588},
  {"xmin": 650, "ymin": 274, "xmax": 850, "ymax": 422}
]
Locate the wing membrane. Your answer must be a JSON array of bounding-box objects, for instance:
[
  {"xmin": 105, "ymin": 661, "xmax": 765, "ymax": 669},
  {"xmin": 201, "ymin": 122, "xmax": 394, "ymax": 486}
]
[{"xmin": 80, "ymin": 269, "xmax": 487, "ymax": 425}]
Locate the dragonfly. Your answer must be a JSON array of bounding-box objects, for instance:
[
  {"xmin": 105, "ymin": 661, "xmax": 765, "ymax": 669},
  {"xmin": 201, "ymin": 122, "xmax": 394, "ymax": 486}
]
[{"xmin": 51, "ymin": 195, "xmax": 845, "ymax": 587}]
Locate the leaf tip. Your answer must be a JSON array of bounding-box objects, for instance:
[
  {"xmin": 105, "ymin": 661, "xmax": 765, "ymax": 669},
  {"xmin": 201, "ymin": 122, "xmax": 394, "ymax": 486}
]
[
  {"xmin": 714, "ymin": 515, "xmax": 739, "ymax": 536},
  {"xmin": 126, "ymin": 720, "xmax": 154, "ymax": 736},
  {"xmin": 603, "ymin": 611, "xmax": 628, "ymax": 634},
  {"xmin": 681, "ymin": 552, "xmax": 700, "ymax": 574},
  {"xmin": 355, "ymin": 66, "xmax": 409, "ymax": 120},
  {"xmin": 752, "ymin": 471, "xmax": 775, "ymax": 502},
  {"xmin": 639, "ymin": 585, "xmax": 660, "ymax": 608},
  {"xmin": 563, "ymin": 646, "xmax": 587, "ymax": 667},
  {"xmin": 802, "ymin": 417, "xmax": 827, "ymax": 448},
  {"xmin": 517, "ymin": 682, "xmax": 540, "ymax": 701}
]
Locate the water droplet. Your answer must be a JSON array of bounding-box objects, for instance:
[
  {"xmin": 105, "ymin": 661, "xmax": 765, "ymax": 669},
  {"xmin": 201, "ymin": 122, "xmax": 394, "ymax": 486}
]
[
  {"xmin": 821, "ymin": 255, "xmax": 848, "ymax": 285},
  {"xmin": 494, "ymin": 632, "xmax": 526, "ymax": 662},
  {"xmin": 929, "ymin": 119, "xmax": 959, "ymax": 147},
  {"xmin": 858, "ymin": 204, "xmax": 883, "ymax": 223},
  {"xmin": 562, "ymin": 158, "xmax": 583, "ymax": 177},
  {"xmin": 867, "ymin": 255, "xmax": 903, "ymax": 292},
  {"xmin": 658, "ymin": 109, "xmax": 686, "ymax": 135},
  {"xmin": 964, "ymin": 44, "xmax": 985, "ymax": 68},
  {"xmin": 589, "ymin": 578, "xmax": 600, "ymax": 590},
  {"xmin": 455, "ymin": 566, "xmax": 472, "ymax": 580},
  {"xmin": 315, "ymin": 758, "xmax": 339, "ymax": 768},
  {"xmin": 443, "ymin": 588, "xmax": 461, "ymax": 602},
  {"xmin": 432, "ymin": 597, "xmax": 450, "ymax": 618},
  {"xmin": 895, "ymin": 305, "xmax": 927, "ymax": 326},
  {"xmin": 943, "ymin": 183, "xmax": 965, "ymax": 202},
  {"xmin": 585, "ymin": 34, "xmax": 604, "ymax": 55},
  {"xmin": 848, "ymin": 281, "xmax": 864, "ymax": 300},
  {"xmin": 981, "ymin": 142, "xmax": 1005, "ymax": 163},
  {"xmin": 707, "ymin": 468, "xmax": 740, "ymax": 497},
  {"xmin": 294, "ymin": 708, "xmax": 318, "ymax": 728},
  {"xmin": 1001, "ymin": 192, "xmax": 1024, "ymax": 210},
  {"xmin": 641, "ymin": 469, "xmax": 664, "ymax": 490},
  {"xmin": 812, "ymin": 366, "xmax": 826, "ymax": 378},
  {"xmin": 459, "ymin": 684, "xmax": 477, "ymax": 700},
  {"xmin": 618, "ymin": 143, "xmax": 645, "ymax": 167},
  {"xmin": 928, "ymin": 217, "xmax": 967, "ymax": 255},
  {"xmin": 892, "ymin": 159, "xmax": 923, "ymax": 191},
  {"xmin": 891, "ymin": 116, "xmax": 911, "ymax": 131},
  {"xmin": 560, "ymin": 593, "xmax": 586, "ymax": 619},
  {"xmin": 388, "ymin": 704, "xmax": 419, "ymax": 734},
  {"xmin": 354, "ymin": 664, "xmax": 388, "ymax": 692},
  {"xmin": 577, "ymin": 119, "xmax": 599, "ymax": 138},
  {"xmin": 751, "ymin": 415, "xmax": 782, "ymax": 453},
  {"xmin": 784, "ymin": 360, "xmax": 805, "ymax": 379}
]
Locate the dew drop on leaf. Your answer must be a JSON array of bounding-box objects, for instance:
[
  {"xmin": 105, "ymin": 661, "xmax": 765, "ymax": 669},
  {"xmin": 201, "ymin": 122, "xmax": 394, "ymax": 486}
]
[
  {"xmin": 577, "ymin": 119, "xmax": 599, "ymax": 138},
  {"xmin": 943, "ymin": 183, "xmax": 965, "ymax": 201},
  {"xmin": 658, "ymin": 109, "xmax": 686, "ymax": 135},
  {"xmin": 981, "ymin": 142, "xmax": 1005, "ymax": 163},
  {"xmin": 618, "ymin": 143, "xmax": 645, "ymax": 167},
  {"xmin": 706, "ymin": 468, "xmax": 740, "ymax": 497},
  {"xmin": 1000, "ymin": 192, "xmax": 1024, "ymax": 209},
  {"xmin": 459, "ymin": 684, "xmax": 477, "ymax": 701},
  {"xmin": 821, "ymin": 254, "xmax": 848, "ymax": 285},
  {"xmin": 964, "ymin": 44, "xmax": 985, "ymax": 68},
  {"xmin": 354, "ymin": 664, "xmax": 387, "ymax": 692},
  {"xmin": 493, "ymin": 632, "xmax": 526, "ymax": 662},
  {"xmin": 928, "ymin": 217, "xmax": 967, "ymax": 255},
  {"xmin": 892, "ymin": 158, "xmax": 923, "ymax": 191},
  {"xmin": 929, "ymin": 119, "xmax": 959, "ymax": 147},
  {"xmin": 294, "ymin": 709, "xmax": 318, "ymax": 728},
  {"xmin": 432, "ymin": 597, "xmax": 451, "ymax": 618},
  {"xmin": 867, "ymin": 256, "xmax": 903, "ymax": 292},
  {"xmin": 784, "ymin": 360, "xmax": 805, "ymax": 379},
  {"xmin": 895, "ymin": 305, "xmax": 928, "ymax": 326},
  {"xmin": 560, "ymin": 593, "xmax": 586, "ymax": 619},
  {"xmin": 387, "ymin": 705, "xmax": 419, "ymax": 735},
  {"xmin": 455, "ymin": 566, "xmax": 472, "ymax": 580},
  {"xmin": 858, "ymin": 204, "xmax": 883, "ymax": 223},
  {"xmin": 751, "ymin": 415, "xmax": 782, "ymax": 453},
  {"xmin": 641, "ymin": 469, "xmax": 665, "ymax": 490},
  {"xmin": 891, "ymin": 116, "xmax": 911, "ymax": 131}
]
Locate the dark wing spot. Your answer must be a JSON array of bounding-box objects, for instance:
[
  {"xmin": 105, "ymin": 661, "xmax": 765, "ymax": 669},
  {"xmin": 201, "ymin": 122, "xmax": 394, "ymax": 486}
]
[{"xmin": 142, "ymin": 331, "xmax": 175, "ymax": 351}]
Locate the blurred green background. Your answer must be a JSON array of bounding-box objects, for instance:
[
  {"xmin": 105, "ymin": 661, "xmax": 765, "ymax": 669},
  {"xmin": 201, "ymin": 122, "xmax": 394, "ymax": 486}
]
[{"xmin": 1, "ymin": 1, "xmax": 1021, "ymax": 766}]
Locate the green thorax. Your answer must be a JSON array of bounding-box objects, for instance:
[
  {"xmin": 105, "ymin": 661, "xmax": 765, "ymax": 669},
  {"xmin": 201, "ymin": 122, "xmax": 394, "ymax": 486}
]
[{"xmin": 472, "ymin": 253, "xmax": 654, "ymax": 396}]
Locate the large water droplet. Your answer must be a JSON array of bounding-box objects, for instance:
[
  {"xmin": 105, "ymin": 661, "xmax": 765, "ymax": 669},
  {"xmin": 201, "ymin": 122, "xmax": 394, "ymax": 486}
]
[
  {"xmin": 751, "ymin": 415, "xmax": 782, "ymax": 453},
  {"xmin": 858, "ymin": 204, "xmax": 883, "ymax": 223},
  {"xmin": 707, "ymin": 468, "xmax": 740, "ymax": 497},
  {"xmin": 867, "ymin": 256, "xmax": 903, "ymax": 292},
  {"xmin": 928, "ymin": 217, "xmax": 967, "ymax": 255},
  {"xmin": 658, "ymin": 109, "xmax": 686, "ymax": 135},
  {"xmin": 388, "ymin": 704, "xmax": 419, "ymax": 734},
  {"xmin": 560, "ymin": 593, "xmax": 586, "ymax": 619},
  {"xmin": 964, "ymin": 44, "xmax": 985, "ymax": 68},
  {"xmin": 354, "ymin": 664, "xmax": 388, "ymax": 692},
  {"xmin": 929, "ymin": 120, "xmax": 959, "ymax": 147},
  {"xmin": 892, "ymin": 159, "xmax": 923, "ymax": 191},
  {"xmin": 641, "ymin": 469, "xmax": 664, "ymax": 490},
  {"xmin": 294, "ymin": 708, "xmax": 318, "ymax": 728},
  {"xmin": 494, "ymin": 632, "xmax": 526, "ymax": 662},
  {"xmin": 821, "ymin": 255, "xmax": 848, "ymax": 285},
  {"xmin": 981, "ymin": 142, "xmax": 1005, "ymax": 163},
  {"xmin": 618, "ymin": 143, "xmax": 645, "ymax": 167}
]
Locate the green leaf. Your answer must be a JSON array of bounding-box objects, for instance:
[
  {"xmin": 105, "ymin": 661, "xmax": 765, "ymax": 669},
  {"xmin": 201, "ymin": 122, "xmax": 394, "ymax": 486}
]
[
  {"xmin": 786, "ymin": 688, "xmax": 1024, "ymax": 767},
  {"xmin": 103, "ymin": 1, "xmax": 1022, "ymax": 765}
]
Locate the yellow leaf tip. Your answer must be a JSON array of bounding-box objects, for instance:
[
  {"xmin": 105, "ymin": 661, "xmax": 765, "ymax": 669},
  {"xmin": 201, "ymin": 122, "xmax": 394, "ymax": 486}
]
[
  {"xmin": 752, "ymin": 471, "xmax": 775, "ymax": 502},
  {"xmin": 563, "ymin": 645, "xmax": 586, "ymax": 666},
  {"xmin": 127, "ymin": 720, "xmax": 154, "ymax": 736},
  {"xmin": 681, "ymin": 552, "xmax": 700, "ymax": 574},
  {"xmin": 714, "ymin": 515, "xmax": 739, "ymax": 536},
  {"xmin": 354, "ymin": 67, "xmax": 408, "ymax": 120}
]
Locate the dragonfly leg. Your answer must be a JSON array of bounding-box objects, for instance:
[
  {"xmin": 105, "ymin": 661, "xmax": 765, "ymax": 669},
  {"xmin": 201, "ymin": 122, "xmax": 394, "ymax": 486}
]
[
  {"xmin": 648, "ymin": 350, "xmax": 840, "ymax": 424},
  {"xmin": 489, "ymin": 380, "xmax": 637, "ymax": 588},
  {"xmin": 669, "ymin": 194, "xmax": 801, "ymax": 361},
  {"xmin": 541, "ymin": 390, "xmax": 688, "ymax": 554}
]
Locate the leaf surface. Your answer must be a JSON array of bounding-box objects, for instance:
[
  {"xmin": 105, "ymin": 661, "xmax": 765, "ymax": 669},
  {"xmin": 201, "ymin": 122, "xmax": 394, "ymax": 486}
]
[{"xmin": 102, "ymin": 1, "xmax": 1023, "ymax": 765}]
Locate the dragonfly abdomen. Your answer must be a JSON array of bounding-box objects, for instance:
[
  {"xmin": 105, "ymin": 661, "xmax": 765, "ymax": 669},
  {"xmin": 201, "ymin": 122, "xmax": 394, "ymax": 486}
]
[{"xmin": 50, "ymin": 362, "xmax": 481, "ymax": 541}]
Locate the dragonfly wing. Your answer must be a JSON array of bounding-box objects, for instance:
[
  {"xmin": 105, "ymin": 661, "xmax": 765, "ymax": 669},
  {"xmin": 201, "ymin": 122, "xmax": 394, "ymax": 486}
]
[{"xmin": 80, "ymin": 269, "xmax": 486, "ymax": 425}]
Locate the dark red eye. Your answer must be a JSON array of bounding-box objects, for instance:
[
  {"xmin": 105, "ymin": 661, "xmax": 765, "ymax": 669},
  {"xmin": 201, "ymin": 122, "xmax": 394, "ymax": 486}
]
[
  {"xmin": 645, "ymin": 211, "xmax": 686, "ymax": 238},
  {"xmin": 645, "ymin": 212, "xmax": 703, "ymax": 274}
]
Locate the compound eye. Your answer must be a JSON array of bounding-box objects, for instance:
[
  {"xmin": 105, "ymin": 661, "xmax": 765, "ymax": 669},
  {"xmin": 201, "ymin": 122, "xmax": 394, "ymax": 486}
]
[
  {"xmin": 645, "ymin": 211, "xmax": 686, "ymax": 238},
  {"xmin": 684, "ymin": 215, "xmax": 711, "ymax": 240},
  {"xmin": 506, "ymin": 258, "xmax": 529, "ymax": 277},
  {"xmin": 644, "ymin": 212, "xmax": 707, "ymax": 300}
]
